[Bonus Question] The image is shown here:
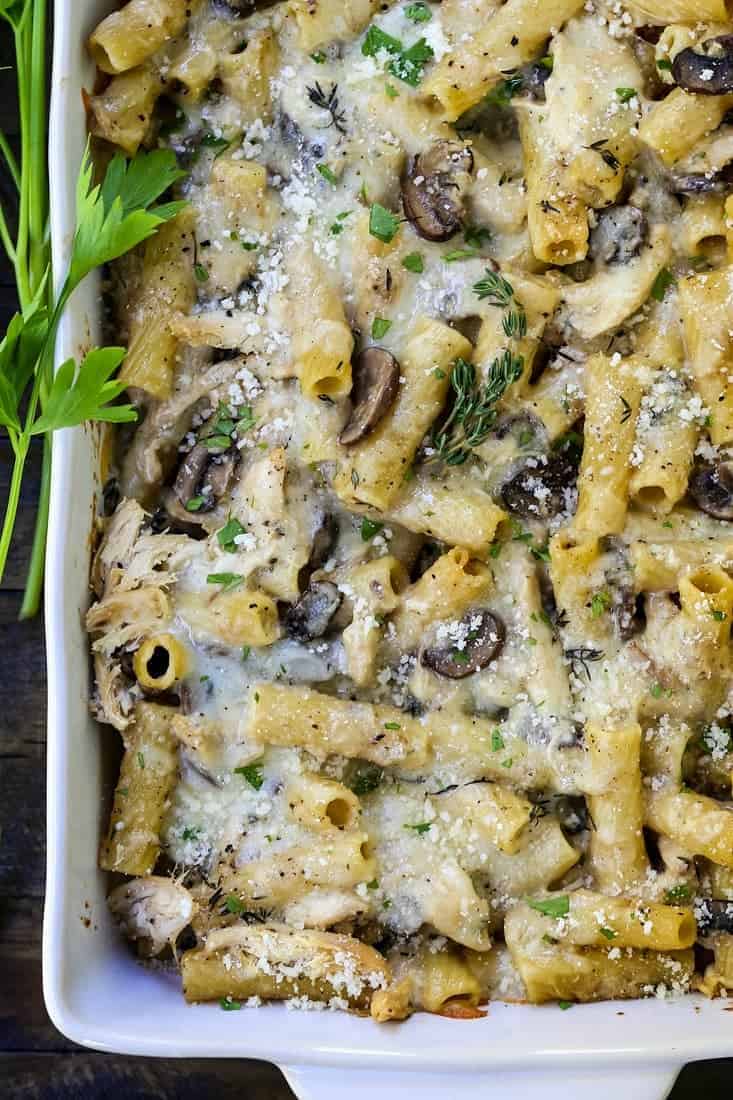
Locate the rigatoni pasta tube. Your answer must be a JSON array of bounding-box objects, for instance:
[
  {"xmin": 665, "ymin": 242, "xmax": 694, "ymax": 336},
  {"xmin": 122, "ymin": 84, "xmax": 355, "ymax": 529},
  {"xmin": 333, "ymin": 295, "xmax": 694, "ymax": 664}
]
[
  {"xmin": 99, "ymin": 703, "xmax": 178, "ymax": 875},
  {"xmin": 88, "ymin": 66, "xmax": 163, "ymax": 155},
  {"xmin": 177, "ymin": 588, "xmax": 280, "ymax": 647},
  {"xmin": 504, "ymin": 905, "xmax": 694, "ymax": 1003},
  {"xmin": 287, "ymin": 244, "xmax": 354, "ymax": 399},
  {"xmin": 433, "ymin": 781, "xmax": 532, "ymax": 855},
  {"xmin": 639, "ymin": 89, "xmax": 733, "ymax": 167},
  {"xmin": 133, "ymin": 633, "xmax": 188, "ymax": 692},
  {"xmin": 679, "ymin": 267, "xmax": 733, "ymax": 446},
  {"xmin": 630, "ymin": 0, "xmax": 731, "ymax": 23},
  {"xmin": 247, "ymin": 683, "xmax": 429, "ymax": 769},
  {"xmin": 341, "ymin": 555, "xmax": 407, "ymax": 687},
  {"xmin": 410, "ymin": 947, "xmax": 482, "ymax": 1013},
  {"xmin": 585, "ymin": 723, "xmax": 649, "ymax": 893},
  {"xmin": 335, "ymin": 317, "xmax": 471, "ymax": 510},
  {"xmin": 182, "ymin": 926, "xmax": 389, "ymax": 1009},
  {"xmin": 524, "ymin": 890, "xmax": 696, "ymax": 951},
  {"xmin": 388, "ymin": 546, "xmax": 492, "ymax": 653},
  {"xmin": 645, "ymin": 788, "xmax": 733, "ymax": 867},
  {"xmin": 221, "ymin": 833, "xmax": 375, "ymax": 906},
  {"xmin": 285, "ymin": 774, "xmax": 360, "ymax": 831},
  {"xmin": 573, "ymin": 353, "xmax": 643, "ymax": 538},
  {"xmin": 519, "ymin": 105, "xmax": 589, "ymax": 266},
  {"xmin": 422, "ymin": 0, "xmax": 585, "ymax": 121},
  {"xmin": 288, "ymin": 0, "xmax": 382, "ymax": 52},
  {"xmin": 119, "ymin": 208, "xmax": 196, "ymax": 399},
  {"xmin": 387, "ymin": 477, "xmax": 505, "ymax": 554},
  {"xmin": 88, "ymin": 0, "xmax": 190, "ymax": 74}
]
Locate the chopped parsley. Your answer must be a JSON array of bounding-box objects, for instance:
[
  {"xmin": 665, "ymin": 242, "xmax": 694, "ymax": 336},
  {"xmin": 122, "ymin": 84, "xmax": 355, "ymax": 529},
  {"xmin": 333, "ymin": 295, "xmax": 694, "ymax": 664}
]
[
  {"xmin": 194, "ymin": 263, "xmax": 209, "ymax": 283},
  {"xmin": 656, "ymin": 58, "xmax": 672, "ymax": 72},
  {"xmin": 310, "ymin": 50, "xmax": 326, "ymax": 63},
  {"xmin": 224, "ymin": 894, "xmax": 244, "ymax": 914},
  {"xmin": 200, "ymin": 130, "xmax": 230, "ymax": 157},
  {"xmin": 362, "ymin": 24, "xmax": 434, "ymax": 86},
  {"xmin": 385, "ymin": 82, "xmax": 399, "ymax": 98},
  {"xmin": 372, "ymin": 316, "xmax": 392, "ymax": 339},
  {"xmin": 234, "ymin": 761, "xmax": 264, "ymax": 790},
  {"xmin": 615, "ymin": 86, "xmax": 637, "ymax": 103},
  {"xmin": 463, "ymin": 224, "xmax": 491, "ymax": 249},
  {"xmin": 443, "ymin": 248, "xmax": 478, "ymax": 262},
  {"xmin": 217, "ymin": 517, "xmax": 245, "ymax": 552},
  {"xmin": 712, "ymin": 609, "xmax": 726, "ymax": 622},
  {"xmin": 369, "ymin": 202, "xmax": 400, "ymax": 243},
  {"xmin": 404, "ymin": 821, "xmax": 432, "ymax": 835},
  {"xmin": 384, "ymin": 721, "xmax": 401, "ymax": 730},
  {"xmin": 591, "ymin": 590, "xmax": 611, "ymax": 619},
  {"xmin": 664, "ymin": 884, "xmax": 691, "ymax": 904},
  {"xmin": 486, "ymin": 72, "xmax": 524, "ymax": 107},
  {"xmin": 360, "ymin": 517, "xmax": 384, "ymax": 541},
  {"xmin": 316, "ymin": 163, "xmax": 337, "ymax": 185},
  {"xmin": 650, "ymin": 682, "xmax": 664, "ymax": 699},
  {"xmin": 491, "ymin": 729, "xmax": 504, "ymax": 752},
  {"xmin": 402, "ymin": 251, "xmax": 424, "ymax": 273},
  {"xmin": 241, "ymin": 646, "xmax": 251, "ymax": 661},
  {"xmin": 220, "ymin": 997, "xmax": 242, "ymax": 1011},
  {"xmin": 404, "ymin": 1, "xmax": 431, "ymax": 21},
  {"xmin": 558, "ymin": 1001, "xmax": 574, "ymax": 1011},
  {"xmin": 366, "ymin": 879, "xmax": 380, "ymax": 890},
  {"xmin": 501, "ymin": 757, "xmax": 513, "ymax": 768},
  {"xmin": 207, "ymin": 572, "xmax": 244, "ymax": 592},
  {"xmin": 526, "ymin": 895, "xmax": 570, "ymax": 918},
  {"xmin": 650, "ymin": 267, "xmax": 675, "ymax": 302},
  {"xmin": 185, "ymin": 495, "xmax": 205, "ymax": 513},
  {"xmin": 600, "ymin": 926, "xmax": 617, "ymax": 940},
  {"xmin": 182, "ymin": 826, "xmax": 200, "ymax": 841},
  {"xmin": 348, "ymin": 765, "xmax": 383, "ymax": 796}
]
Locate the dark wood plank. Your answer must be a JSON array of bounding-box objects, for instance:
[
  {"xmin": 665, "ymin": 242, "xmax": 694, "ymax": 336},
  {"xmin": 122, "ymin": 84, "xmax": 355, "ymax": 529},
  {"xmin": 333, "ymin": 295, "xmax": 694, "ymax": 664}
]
[{"xmin": 0, "ymin": 1054, "xmax": 295, "ymax": 1098}]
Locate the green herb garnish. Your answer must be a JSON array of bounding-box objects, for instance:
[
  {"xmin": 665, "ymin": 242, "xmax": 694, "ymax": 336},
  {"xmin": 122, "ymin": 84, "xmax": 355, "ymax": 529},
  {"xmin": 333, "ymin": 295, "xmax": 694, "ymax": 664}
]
[
  {"xmin": 207, "ymin": 572, "xmax": 244, "ymax": 592},
  {"xmin": 526, "ymin": 895, "xmax": 570, "ymax": 918},
  {"xmin": 217, "ymin": 517, "xmax": 245, "ymax": 552},
  {"xmin": 316, "ymin": 163, "xmax": 337, "ymax": 185},
  {"xmin": 361, "ymin": 517, "xmax": 384, "ymax": 540},
  {"xmin": 650, "ymin": 267, "xmax": 675, "ymax": 301},
  {"xmin": 429, "ymin": 352, "xmax": 523, "ymax": 466},
  {"xmin": 369, "ymin": 203, "xmax": 400, "ymax": 243},
  {"xmin": 234, "ymin": 761, "xmax": 264, "ymax": 790},
  {"xmin": 402, "ymin": 252, "xmax": 424, "ymax": 273},
  {"xmin": 404, "ymin": 821, "xmax": 432, "ymax": 835},
  {"xmin": 372, "ymin": 316, "xmax": 392, "ymax": 339}
]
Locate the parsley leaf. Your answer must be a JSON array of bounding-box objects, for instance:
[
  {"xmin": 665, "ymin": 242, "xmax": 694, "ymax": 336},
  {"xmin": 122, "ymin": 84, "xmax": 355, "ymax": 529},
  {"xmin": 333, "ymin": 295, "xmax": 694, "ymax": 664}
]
[
  {"xmin": 31, "ymin": 347, "xmax": 136, "ymax": 434},
  {"xmin": 526, "ymin": 895, "xmax": 570, "ymax": 918},
  {"xmin": 404, "ymin": 821, "xmax": 432, "ymax": 835},
  {"xmin": 369, "ymin": 203, "xmax": 400, "ymax": 243},
  {"xmin": 207, "ymin": 572, "xmax": 244, "ymax": 592},
  {"xmin": 491, "ymin": 729, "xmax": 504, "ymax": 752},
  {"xmin": 650, "ymin": 267, "xmax": 675, "ymax": 301},
  {"xmin": 402, "ymin": 251, "xmax": 424, "ymax": 273},
  {"xmin": 405, "ymin": 1, "xmax": 432, "ymax": 21},
  {"xmin": 316, "ymin": 163, "xmax": 337, "ymax": 185},
  {"xmin": 217, "ymin": 517, "xmax": 246, "ymax": 552},
  {"xmin": 234, "ymin": 761, "xmax": 265, "ymax": 790},
  {"xmin": 372, "ymin": 316, "xmax": 392, "ymax": 339},
  {"xmin": 361, "ymin": 517, "xmax": 384, "ymax": 540}
]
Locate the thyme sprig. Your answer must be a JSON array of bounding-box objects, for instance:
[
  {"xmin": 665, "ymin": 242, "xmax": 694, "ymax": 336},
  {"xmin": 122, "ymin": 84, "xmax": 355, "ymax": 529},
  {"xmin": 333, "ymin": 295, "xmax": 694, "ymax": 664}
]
[
  {"xmin": 306, "ymin": 81, "xmax": 348, "ymax": 133},
  {"xmin": 429, "ymin": 352, "xmax": 524, "ymax": 466}
]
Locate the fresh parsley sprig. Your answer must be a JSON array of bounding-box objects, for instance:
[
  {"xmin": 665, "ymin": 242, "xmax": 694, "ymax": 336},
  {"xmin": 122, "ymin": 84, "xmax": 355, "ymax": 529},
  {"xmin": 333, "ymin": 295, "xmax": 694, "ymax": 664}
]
[{"xmin": 0, "ymin": 34, "xmax": 186, "ymax": 622}]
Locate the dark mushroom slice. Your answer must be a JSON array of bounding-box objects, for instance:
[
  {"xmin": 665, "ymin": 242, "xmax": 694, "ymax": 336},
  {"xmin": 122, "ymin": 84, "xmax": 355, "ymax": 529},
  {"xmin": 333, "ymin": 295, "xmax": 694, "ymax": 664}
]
[
  {"xmin": 285, "ymin": 580, "xmax": 342, "ymax": 641},
  {"xmin": 601, "ymin": 535, "xmax": 644, "ymax": 642},
  {"xmin": 696, "ymin": 898, "xmax": 733, "ymax": 936},
  {"xmin": 402, "ymin": 139, "xmax": 474, "ymax": 242},
  {"xmin": 672, "ymin": 35, "xmax": 733, "ymax": 96},
  {"xmin": 689, "ymin": 461, "xmax": 733, "ymax": 520},
  {"xmin": 589, "ymin": 205, "xmax": 648, "ymax": 265},
  {"xmin": 173, "ymin": 442, "xmax": 239, "ymax": 514},
  {"xmin": 500, "ymin": 451, "xmax": 579, "ymax": 521},
  {"xmin": 521, "ymin": 60, "xmax": 551, "ymax": 101},
  {"xmin": 339, "ymin": 348, "xmax": 400, "ymax": 446},
  {"xmin": 421, "ymin": 608, "xmax": 505, "ymax": 679}
]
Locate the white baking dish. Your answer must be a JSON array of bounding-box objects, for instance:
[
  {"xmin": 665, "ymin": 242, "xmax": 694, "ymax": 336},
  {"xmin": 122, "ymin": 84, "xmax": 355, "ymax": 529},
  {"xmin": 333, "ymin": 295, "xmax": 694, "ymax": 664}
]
[{"xmin": 42, "ymin": 4, "xmax": 733, "ymax": 1097}]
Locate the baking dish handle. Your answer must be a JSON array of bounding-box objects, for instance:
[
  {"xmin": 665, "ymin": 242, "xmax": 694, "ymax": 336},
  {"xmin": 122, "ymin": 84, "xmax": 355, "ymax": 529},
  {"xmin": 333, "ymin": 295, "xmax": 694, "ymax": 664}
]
[{"xmin": 281, "ymin": 1063, "xmax": 681, "ymax": 1099}]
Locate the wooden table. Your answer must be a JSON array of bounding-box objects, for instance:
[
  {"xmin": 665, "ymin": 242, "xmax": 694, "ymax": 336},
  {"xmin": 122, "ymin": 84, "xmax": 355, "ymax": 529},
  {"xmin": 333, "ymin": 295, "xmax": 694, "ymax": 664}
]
[{"xmin": 0, "ymin": 23, "xmax": 730, "ymax": 1100}]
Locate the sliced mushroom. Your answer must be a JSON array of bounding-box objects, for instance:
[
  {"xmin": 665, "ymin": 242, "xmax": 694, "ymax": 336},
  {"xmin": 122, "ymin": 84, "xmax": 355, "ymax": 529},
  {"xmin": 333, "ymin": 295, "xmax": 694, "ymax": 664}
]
[
  {"xmin": 689, "ymin": 461, "xmax": 733, "ymax": 520},
  {"xmin": 421, "ymin": 608, "xmax": 505, "ymax": 679},
  {"xmin": 402, "ymin": 140, "xmax": 474, "ymax": 242},
  {"xmin": 673, "ymin": 36, "xmax": 733, "ymax": 96},
  {"xmin": 285, "ymin": 580, "xmax": 342, "ymax": 640},
  {"xmin": 521, "ymin": 60, "xmax": 551, "ymax": 101},
  {"xmin": 589, "ymin": 205, "xmax": 648, "ymax": 265},
  {"xmin": 696, "ymin": 898, "xmax": 733, "ymax": 936},
  {"xmin": 108, "ymin": 876, "xmax": 195, "ymax": 957},
  {"xmin": 308, "ymin": 514, "xmax": 338, "ymax": 572},
  {"xmin": 339, "ymin": 348, "xmax": 400, "ymax": 446},
  {"xmin": 500, "ymin": 451, "xmax": 578, "ymax": 521},
  {"xmin": 173, "ymin": 442, "xmax": 239, "ymax": 514}
]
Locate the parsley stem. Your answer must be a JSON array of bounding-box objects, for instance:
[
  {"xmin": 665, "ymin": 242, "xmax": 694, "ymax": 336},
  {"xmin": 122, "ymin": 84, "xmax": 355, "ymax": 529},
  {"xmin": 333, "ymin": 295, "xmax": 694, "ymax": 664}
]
[
  {"xmin": 19, "ymin": 433, "xmax": 50, "ymax": 619},
  {"xmin": 0, "ymin": 439, "xmax": 29, "ymax": 584},
  {"xmin": 0, "ymin": 132, "xmax": 20, "ymax": 192}
]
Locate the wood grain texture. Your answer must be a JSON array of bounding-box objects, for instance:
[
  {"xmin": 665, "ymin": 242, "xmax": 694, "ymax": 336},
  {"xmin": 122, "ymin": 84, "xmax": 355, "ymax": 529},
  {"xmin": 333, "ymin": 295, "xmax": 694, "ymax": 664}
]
[{"xmin": 0, "ymin": 13, "xmax": 728, "ymax": 1100}]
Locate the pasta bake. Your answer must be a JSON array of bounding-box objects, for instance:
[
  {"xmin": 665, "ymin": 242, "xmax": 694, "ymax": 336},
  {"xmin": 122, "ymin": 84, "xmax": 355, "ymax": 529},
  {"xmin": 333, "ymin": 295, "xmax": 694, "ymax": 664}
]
[{"xmin": 86, "ymin": 0, "xmax": 733, "ymax": 1018}]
